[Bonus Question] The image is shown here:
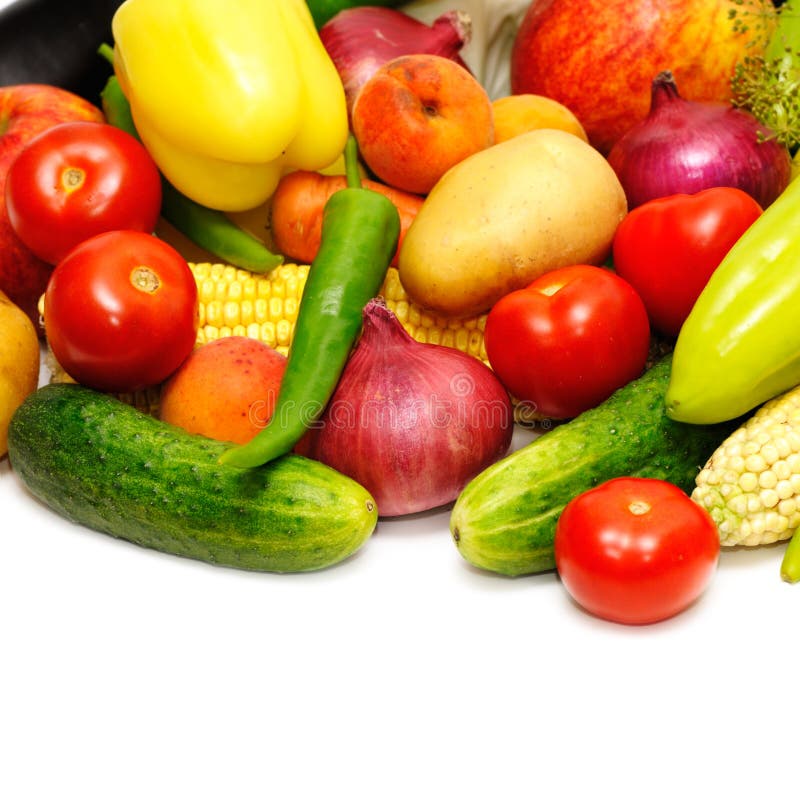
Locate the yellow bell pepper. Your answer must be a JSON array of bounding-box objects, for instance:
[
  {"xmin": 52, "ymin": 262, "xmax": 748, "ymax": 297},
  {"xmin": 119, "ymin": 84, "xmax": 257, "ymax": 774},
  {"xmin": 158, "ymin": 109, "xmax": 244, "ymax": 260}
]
[{"xmin": 111, "ymin": 0, "xmax": 349, "ymax": 212}]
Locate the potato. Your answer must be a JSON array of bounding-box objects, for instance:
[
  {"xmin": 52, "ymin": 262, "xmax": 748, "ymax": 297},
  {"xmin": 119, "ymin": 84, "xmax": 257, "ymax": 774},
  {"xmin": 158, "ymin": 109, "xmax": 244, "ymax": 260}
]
[
  {"xmin": 0, "ymin": 289, "xmax": 40, "ymax": 457},
  {"xmin": 397, "ymin": 128, "xmax": 627, "ymax": 318}
]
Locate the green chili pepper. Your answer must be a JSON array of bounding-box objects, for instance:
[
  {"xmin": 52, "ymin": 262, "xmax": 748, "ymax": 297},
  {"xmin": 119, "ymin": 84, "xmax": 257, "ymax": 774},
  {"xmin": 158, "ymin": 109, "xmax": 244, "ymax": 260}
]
[
  {"xmin": 665, "ymin": 175, "xmax": 800, "ymax": 425},
  {"xmin": 219, "ymin": 136, "xmax": 401, "ymax": 469},
  {"xmin": 97, "ymin": 44, "xmax": 283, "ymax": 273}
]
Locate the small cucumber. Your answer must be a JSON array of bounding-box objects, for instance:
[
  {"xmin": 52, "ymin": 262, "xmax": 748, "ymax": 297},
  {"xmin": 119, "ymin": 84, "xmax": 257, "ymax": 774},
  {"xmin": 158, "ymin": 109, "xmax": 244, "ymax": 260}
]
[
  {"xmin": 8, "ymin": 383, "xmax": 377, "ymax": 572},
  {"xmin": 449, "ymin": 356, "xmax": 739, "ymax": 577}
]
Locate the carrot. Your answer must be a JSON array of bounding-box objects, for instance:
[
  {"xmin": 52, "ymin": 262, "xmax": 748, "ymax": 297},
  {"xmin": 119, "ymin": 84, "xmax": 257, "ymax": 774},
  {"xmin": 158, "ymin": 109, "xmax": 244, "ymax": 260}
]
[{"xmin": 269, "ymin": 170, "xmax": 424, "ymax": 266}]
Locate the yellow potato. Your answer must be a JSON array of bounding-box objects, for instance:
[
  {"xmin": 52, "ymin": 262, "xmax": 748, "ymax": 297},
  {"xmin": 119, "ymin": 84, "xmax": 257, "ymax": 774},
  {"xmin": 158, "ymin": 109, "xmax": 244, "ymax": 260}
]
[
  {"xmin": 0, "ymin": 290, "xmax": 40, "ymax": 458},
  {"xmin": 397, "ymin": 129, "xmax": 627, "ymax": 318},
  {"xmin": 492, "ymin": 94, "xmax": 589, "ymax": 143}
]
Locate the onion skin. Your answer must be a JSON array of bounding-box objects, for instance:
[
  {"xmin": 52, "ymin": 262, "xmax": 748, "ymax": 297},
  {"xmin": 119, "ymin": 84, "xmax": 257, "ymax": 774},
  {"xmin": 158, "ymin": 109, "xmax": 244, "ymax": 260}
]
[
  {"xmin": 298, "ymin": 300, "xmax": 513, "ymax": 517},
  {"xmin": 607, "ymin": 71, "xmax": 792, "ymax": 210},
  {"xmin": 319, "ymin": 7, "xmax": 472, "ymax": 117}
]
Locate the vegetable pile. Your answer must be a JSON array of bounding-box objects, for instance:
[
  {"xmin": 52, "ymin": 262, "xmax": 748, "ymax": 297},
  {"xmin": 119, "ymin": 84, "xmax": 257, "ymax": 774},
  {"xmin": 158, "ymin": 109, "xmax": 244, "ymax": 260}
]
[{"xmin": 4, "ymin": 0, "xmax": 800, "ymax": 626}]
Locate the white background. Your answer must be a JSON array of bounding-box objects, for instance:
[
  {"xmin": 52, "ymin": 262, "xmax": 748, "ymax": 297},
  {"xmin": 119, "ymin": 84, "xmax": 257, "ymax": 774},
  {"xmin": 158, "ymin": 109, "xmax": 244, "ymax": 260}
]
[
  {"xmin": 2, "ymin": 358, "xmax": 798, "ymax": 799},
  {"xmin": 2, "ymin": 0, "xmax": 797, "ymax": 796}
]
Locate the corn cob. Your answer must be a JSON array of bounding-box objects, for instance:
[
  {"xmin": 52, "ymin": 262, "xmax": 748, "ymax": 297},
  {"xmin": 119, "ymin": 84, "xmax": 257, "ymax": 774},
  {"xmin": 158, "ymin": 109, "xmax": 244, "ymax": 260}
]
[
  {"xmin": 192, "ymin": 261, "xmax": 489, "ymax": 363},
  {"xmin": 691, "ymin": 383, "xmax": 800, "ymax": 548},
  {"xmin": 39, "ymin": 263, "xmax": 491, "ymax": 417},
  {"xmin": 41, "ymin": 262, "xmax": 489, "ymax": 367}
]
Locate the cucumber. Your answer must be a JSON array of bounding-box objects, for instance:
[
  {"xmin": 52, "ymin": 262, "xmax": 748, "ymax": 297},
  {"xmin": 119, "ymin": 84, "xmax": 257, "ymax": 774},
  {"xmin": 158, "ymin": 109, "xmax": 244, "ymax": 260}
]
[
  {"xmin": 449, "ymin": 356, "xmax": 739, "ymax": 577},
  {"xmin": 8, "ymin": 383, "xmax": 377, "ymax": 572}
]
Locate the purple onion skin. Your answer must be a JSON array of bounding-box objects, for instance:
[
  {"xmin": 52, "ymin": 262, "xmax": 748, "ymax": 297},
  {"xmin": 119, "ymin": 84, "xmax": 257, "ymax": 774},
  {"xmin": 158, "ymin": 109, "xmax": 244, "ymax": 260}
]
[
  {"xmin": 607, "ymin": 72, "xmax": 792, "ymax": 210},
  {"xmin": 300, "ymin": 300, "xmax": 513, "ymax": 518}
]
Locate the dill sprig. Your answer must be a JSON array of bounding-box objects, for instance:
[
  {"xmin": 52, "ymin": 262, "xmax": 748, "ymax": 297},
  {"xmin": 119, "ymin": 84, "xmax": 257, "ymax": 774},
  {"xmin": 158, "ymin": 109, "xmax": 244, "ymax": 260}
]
[
  {"xmin": 730, "ymin": 2, "xmax": 800, "ymax": 152},
  {"xmin": 732, "ymin": 50, "xmax": 800, "ymax": 150},
  {"xmin": 728, "ymin": 0, "xmax": 782, "ymax": 43}
]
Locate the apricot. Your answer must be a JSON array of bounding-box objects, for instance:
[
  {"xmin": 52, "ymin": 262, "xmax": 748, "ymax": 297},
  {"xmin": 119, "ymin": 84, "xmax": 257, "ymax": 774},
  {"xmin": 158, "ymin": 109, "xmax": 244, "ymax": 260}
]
[
  {"xmin": 159, "ymin": 336, "xmax": 286, "ymax": 445},
  {"xmin": 351, "ymin": 54, "xmax": 494, "ymax": 195},
  {"xmin": 492, "ymin": 94, "xmax": 588, "ymax": 144}
]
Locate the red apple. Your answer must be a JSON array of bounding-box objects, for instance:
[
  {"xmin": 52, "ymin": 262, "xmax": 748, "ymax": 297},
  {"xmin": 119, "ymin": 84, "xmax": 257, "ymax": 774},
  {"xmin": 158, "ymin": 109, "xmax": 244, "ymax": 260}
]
[
  {"xmin": 510, "ymin": 0, "xmax": 775, "ymax": 155},
  {"xmin": 0, "ymin": 84, "xmax": 104, "ymax": 328}
]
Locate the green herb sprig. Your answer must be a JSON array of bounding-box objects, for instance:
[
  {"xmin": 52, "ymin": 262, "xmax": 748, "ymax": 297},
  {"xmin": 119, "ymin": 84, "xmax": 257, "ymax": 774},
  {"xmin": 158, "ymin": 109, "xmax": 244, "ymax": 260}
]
[{"xmin": 731, "ymin": 1, "xmax": 800, "ymax": 152}]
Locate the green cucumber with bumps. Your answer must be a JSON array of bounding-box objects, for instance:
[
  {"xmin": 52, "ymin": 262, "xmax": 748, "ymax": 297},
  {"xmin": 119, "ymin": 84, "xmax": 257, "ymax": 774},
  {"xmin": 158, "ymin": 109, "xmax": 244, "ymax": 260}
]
[
  {"xmin": 8, "ymin": 383, "xmax": 377, "ymax": 572},
  {"xmin": 449, "ymin": 356, "xmax": 739, "ymax": 577}
]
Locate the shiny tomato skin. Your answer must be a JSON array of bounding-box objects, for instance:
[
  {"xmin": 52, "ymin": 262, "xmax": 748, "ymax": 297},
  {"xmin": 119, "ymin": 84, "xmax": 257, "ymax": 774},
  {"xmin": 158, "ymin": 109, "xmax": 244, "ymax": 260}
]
[
  {"xmin": 44, "ymin": 230, "xmax": 198, "ymax": 393},
  {"xmin": 554, "ymin": 477, "xmax": 720, "ymax": 625},
  {"xmin": 5, "ymin": 120, "xmax": 162, "ymax": 265},
  {"xmin": 612, "ymin": 187, "xmax": 762, "ymax": 338},
  {"xmin": 484, "ymin": 265, "xmax": 650, "ymax": 419}
]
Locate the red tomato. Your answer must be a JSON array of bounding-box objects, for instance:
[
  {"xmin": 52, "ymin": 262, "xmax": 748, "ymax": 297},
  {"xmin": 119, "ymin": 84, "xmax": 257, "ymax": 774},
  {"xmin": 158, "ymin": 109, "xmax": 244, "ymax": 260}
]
[
  {"xmin": 5, "ymin": 120, "xmax": 162, "ymax": 265},
  {"xmin": 44, "ymin": 231, "xmax": 198, "ymax": 393},
  {"xmin": 554, "ymin": 477, "xmax": 720, "ymax": 625},
  {"xmin": 612, "ymin": 187, "xmax": 762, "ymax": 338},
  {"xmin": 484, "ymin": 265, "xmax": 650, "ymax": 419}
]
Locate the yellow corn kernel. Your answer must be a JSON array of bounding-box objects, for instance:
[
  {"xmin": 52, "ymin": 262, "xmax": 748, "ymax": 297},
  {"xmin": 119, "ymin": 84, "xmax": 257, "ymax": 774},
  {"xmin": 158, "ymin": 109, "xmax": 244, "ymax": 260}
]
[
  {"xmin": 116, "ymin": 386, "xmax": 162, "ymax": 418},
  {"xmin": 189, "ymin": 262, "xmax": 308, "ymax": 356}
]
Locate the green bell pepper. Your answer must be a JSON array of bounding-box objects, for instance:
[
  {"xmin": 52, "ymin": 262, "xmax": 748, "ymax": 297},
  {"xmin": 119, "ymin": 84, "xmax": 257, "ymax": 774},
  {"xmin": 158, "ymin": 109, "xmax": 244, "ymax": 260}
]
[{"xmin": 665, "ymin": 176, "xmax": 800, "ymax": 424}]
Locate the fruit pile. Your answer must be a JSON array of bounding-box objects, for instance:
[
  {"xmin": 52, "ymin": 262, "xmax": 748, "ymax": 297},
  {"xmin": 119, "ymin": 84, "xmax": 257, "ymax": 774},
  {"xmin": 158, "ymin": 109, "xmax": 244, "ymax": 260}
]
[{"xmin": 2, "ymin": 0, "xmax": 800, "ymax": 626}]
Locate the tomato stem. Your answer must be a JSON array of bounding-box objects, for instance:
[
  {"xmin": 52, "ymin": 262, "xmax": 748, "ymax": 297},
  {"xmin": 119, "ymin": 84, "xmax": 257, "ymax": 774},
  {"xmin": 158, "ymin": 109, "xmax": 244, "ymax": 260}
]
[
  {"xmin": 130, "ymin": 266, "xmax": 160, "ymax": 294},
  {"xmin": 61, "ymin": 167, "xmax": 85, "ymax": 193},
  {"xmin": 628, "ymin": 500, "xmax": 651, "ymax": 516}
]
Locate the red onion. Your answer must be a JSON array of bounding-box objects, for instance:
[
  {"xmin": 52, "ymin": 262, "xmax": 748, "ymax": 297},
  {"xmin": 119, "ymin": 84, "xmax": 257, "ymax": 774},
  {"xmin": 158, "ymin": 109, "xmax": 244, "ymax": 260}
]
[
  {"xmin": 299, "ymin": 299, "xmax": 513, "ymax": 517},
  {"xmin": 607, "ymin": 71, "xmax": 792, "ymax": 209},
  {"xmin": 319, "ymin": 6, "xmax": 472, "ymax": 116}
]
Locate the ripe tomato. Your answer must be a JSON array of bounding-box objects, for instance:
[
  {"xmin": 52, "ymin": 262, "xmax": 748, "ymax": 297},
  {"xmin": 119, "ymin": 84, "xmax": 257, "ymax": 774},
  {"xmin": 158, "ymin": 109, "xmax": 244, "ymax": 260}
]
[
  {"xmin": 5, "ymin": 120, "xmax": 162, "ymax": 265},
  {"xmin": 554, "ymin": 477, "xmax": 720, "ymax": 625},
  {"xmin": 43, "ymin": 230, "xmax": 198, "ymax": 393},
  {"xmin": 484, "ymin": 265, "xmax": 650, "ymax": 419},
  {"xmin": 612, "ymin": 187, "xmax": 762, "ymax": 338}
]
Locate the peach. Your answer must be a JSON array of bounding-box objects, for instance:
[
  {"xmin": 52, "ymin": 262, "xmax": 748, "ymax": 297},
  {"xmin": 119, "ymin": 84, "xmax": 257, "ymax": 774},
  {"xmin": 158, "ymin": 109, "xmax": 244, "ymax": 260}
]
[
  {"xmin": 159, "ymin": 336, "xmax": 287, "ymax": 445},
  {"xmin": 351, "ymin": 54, "xmax": 494, "ymax": 195},
  {"xmin": 492, "ymin": 94, "xmax": 588, "ymax": 144}
]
